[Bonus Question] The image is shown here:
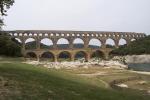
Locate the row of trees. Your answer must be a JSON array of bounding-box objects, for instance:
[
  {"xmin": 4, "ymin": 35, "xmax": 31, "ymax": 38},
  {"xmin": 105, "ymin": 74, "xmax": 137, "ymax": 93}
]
[{"xmin": 111, "ymin": 36, "xmax": 150, "ymax": 56}]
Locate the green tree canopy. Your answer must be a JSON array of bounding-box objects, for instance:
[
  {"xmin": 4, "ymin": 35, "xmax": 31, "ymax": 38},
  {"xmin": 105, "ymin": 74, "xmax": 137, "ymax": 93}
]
[
  {"xmin": 0, "ymin": 0, "xmax": 14, "ymax": 15},
  {"xmin": 111, "ymin": 35, "xmax": 150, "ymax": 56},
  {"xmin": 0, "ymin": 33, "xmax": 22, "ymax": 57},
  {"xmin": 0, "ymin": 0, "xmax": 14, "ymax": 29}
]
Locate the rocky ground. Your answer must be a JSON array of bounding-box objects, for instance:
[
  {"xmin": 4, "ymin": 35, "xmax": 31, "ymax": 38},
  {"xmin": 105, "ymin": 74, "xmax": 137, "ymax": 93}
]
[{"xmin": 24, "ymin": 59, "xmax": 128, "ymax": 70}]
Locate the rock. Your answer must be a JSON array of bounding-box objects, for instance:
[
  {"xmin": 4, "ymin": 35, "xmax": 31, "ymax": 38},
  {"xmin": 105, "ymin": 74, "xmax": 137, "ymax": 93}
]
[
  {"xmin": 126, "ymin": 55, "xmax": 150, "ymax": 63},
  {"xmin": 138, "ymin": 81, "xmax": 147, "ymax": 85},
  {"xmin": 24, "ymin": 60, "xmax": 128, "ymax": 69},
  {"xmin": 99, "ymin": 60, "xmax": 128, "ymax": 69},
  {"xmin": 147, "ymin": 90, "xmax": 150, "ymax": 94},
  {"xmin": 3, "ymin": 81, "xmax": 9, "ymax": 86},
  {"xmin": 48, "ymin": 90, "xmax": 54, "ymax": 94},
  {"xmin": 117, "ymin": 84, "xmax": 128, "ymax": 88},
  {"xmin": 82, "ymin": 65, "xmax": 89, "ymax": 69}
]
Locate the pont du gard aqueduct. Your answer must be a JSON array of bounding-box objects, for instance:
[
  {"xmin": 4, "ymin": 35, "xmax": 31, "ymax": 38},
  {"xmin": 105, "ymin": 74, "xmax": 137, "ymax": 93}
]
[{"xmin": 2, "ymin": 30, "xmax": 146, "ymax": 62}]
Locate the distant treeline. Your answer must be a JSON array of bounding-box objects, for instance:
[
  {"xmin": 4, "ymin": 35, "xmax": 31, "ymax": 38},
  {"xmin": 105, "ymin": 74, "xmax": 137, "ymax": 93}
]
[
  {"xmin": 111, "ymin": 35, "xmax": 150, "ymax": 56},
  {"xmin": 0, "ymin": 33, "xmax": 22, "ymax": 57}
]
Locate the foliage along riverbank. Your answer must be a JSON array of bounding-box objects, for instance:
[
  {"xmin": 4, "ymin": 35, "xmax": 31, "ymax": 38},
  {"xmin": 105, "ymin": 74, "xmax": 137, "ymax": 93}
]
[{"xmin": 111, "ymin": 35, "xmax": 150, "ymax": 56}]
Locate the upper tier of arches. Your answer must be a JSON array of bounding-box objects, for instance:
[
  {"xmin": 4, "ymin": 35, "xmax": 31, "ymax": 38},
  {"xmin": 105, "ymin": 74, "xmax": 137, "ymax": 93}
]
[{"xmin": 2, "ymin": 30, "xmax": 146, "ymax": 50}]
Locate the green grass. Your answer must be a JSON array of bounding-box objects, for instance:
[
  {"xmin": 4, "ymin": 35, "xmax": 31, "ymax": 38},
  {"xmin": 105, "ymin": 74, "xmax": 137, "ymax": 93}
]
[
  {"xmin": 0, "ymin": 62, "xmax": 150, "ymax": 100},
  {"xmin": 0, "ymin": 56, "xmax": 24, "ymax": 62}
]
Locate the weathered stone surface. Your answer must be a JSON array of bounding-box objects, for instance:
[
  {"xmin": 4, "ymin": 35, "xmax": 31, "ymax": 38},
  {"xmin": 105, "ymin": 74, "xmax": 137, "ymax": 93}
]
[
  {"xmin": 125, "ymin": 55, "xmax": 150, "ymax": 63},
  {"xmin": 24, "ymin": 60, "xmax": 128, "ymax": 69}
]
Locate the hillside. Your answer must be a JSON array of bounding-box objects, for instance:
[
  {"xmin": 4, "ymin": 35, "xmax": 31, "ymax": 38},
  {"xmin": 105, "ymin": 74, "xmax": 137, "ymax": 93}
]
[
  {"xmin": 0, "ymin": 61, "xmax": 150, "ymax": 100},
  {"xmin": 111, "ymin": 35, "xmax": 150, "ymax": 55}
]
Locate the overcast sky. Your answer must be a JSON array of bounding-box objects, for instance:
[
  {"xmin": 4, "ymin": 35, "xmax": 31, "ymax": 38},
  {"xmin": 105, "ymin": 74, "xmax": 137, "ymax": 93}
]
[{"xmin": 3, "ymin": 0, "xmax": 150, "ymax": 35}]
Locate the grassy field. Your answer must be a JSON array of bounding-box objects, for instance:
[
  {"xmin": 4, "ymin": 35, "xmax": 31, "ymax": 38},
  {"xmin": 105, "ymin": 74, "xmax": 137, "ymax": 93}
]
[{"xmin": 0, "ymin": 61, "xmax": 150, "ymax": 100}]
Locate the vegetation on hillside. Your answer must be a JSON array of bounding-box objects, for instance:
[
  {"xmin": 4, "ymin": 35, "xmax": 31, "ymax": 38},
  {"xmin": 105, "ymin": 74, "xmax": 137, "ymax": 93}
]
[
  {"xmin": 0, "ymin": 33, "xmax": 21, "ymax": 57},
  {"xmin": 111, "ymin": 36, "xmax": 150, "ymax": 56}
]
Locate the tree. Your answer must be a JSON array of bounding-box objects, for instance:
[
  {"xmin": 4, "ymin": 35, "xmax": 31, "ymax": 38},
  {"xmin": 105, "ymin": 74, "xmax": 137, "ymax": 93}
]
[
  {"xmin": 0, "ymin": 0, "xmax": 14, "ymax": 15},
  {"xmin": 0, "ymin": 33, "xmax": 22, "ymax": 57},
  {"xmin": 0, "ymin": 0, "xmax": 14, "ymax": 29},
  {"xmin": 110, "ymin": 35, "xmax": 150, "ymax": 56}
]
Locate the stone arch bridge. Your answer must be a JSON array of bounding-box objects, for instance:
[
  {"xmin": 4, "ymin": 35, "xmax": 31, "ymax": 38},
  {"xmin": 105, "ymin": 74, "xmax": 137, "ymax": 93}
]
[{"xmin": 2, "ymin": 30, "xmax": 146, "ymax": 62}]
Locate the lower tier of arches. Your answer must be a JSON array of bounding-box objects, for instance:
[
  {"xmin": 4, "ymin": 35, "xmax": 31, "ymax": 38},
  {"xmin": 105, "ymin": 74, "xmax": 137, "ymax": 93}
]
[{"xmin": 24, "ymin": 48, "xmax": 112, "ymax": 62}]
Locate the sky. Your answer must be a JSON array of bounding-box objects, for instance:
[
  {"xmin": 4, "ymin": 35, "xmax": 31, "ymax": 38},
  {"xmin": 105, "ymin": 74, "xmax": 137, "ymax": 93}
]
[{"xmin": 2, "ymin": 0, "xmax": 150, "ymax": 35}]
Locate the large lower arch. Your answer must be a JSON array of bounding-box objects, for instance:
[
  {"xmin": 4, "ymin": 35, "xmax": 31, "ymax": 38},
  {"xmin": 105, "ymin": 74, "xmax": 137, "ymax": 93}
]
[
  {"xmin": 119, "ymin": 38, "xmax": 127, "ymax": 46},
  {"xmin": 75, "ymin": 51, "xmax": 87, "ymax": 62},
  {"xmin": 25, "ymin": 52, "xmax": 37, "ymax": 60},
  {"xmin": 25, "ymin": 38, "xmax": 36, "ymax": 49},
  {"xmin": 88, "ymin": 38, "xmax": 102, "ymax": 48},
  {"xmin": 105, "ymin": 38, "xmax": 115, "ymax": 48},
  {"xmin": 73, "ymin": 38, "xmax": 84, "ymax": 48},
  {"xmin": 57, "ymin": 38, "xmax": 69, "ymax": 49},
  {"xmin": 40, "ymin": 38, "xmax": 53, "ymax": 49},
  {"xmin": 41, "ymin": 52, "xmax": 54, "ymax": 62},
  {"xmin": 58, "ymin": 51, "xmax": 71, "ymax": 62},
  {"xmin": 91, "ymin": 50, "xmax": 104, "ymax": 60}
]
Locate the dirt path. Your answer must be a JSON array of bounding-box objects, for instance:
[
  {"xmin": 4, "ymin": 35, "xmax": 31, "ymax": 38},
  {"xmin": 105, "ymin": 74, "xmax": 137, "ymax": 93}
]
[
  {"xmin": 78, "ymin": 72, "xmax": 109, "ymax": 88},
  {"xmin": 129, "ymin": 71, "xmax": 150, "ymax": 75}
]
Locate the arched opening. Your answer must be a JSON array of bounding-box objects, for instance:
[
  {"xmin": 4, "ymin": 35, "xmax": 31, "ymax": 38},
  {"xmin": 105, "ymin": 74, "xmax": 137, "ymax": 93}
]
[
  {"xmin": 75, "ymin": 51, "xmax": 87, "ymax": 62},
  {"xmin": 58, "ymin": 51, "xmax": 71, "ymax": 62},
  {"xmin": 11, "ymin": 38, "xmax": 22, "ymax": 46},
  {"xmin": 105, "ymin": 38, "xmax": 115, "ymax": 48},
  {"xmin": 89, "ymin": 39, "xmax": 102, "ymax": 48},
  {"xmin": 91, "ymin": 50, "xmax": 104, "ymax": 60},
  {"xmin": 73, "ymin": 38, "xmax": 84, "ymax": 48},
  {"xmin": 41, "ymin": 52, "xmax": 54, "ymax": 62},
  {"xmin": 109, "ymin": 50, "xmax": 120, "ymax": 59},
  {"xmin": 25, "ymin": 52, "xmax": 37, "ymax": 60},
  {"xmin": 57, "ymin": 38, "xmax": 69, "ymax": 49},
  {"xmin": 14, "ymin": 38, "xmax": 22, "ymax": 43},
  {"xmin": 40, "ymin": 38, "xmax": 53, "ymax": 49},
  {"xmin": 119, "ymin": 38, "xmax": 127, "ymax": 46},
  {"xmin": 25, "ymin": 38, "xmax": 36, "ymax": 49},
  {"xmin": 131, "ymin": 38, "xmax": 136, "ymax": 42}
]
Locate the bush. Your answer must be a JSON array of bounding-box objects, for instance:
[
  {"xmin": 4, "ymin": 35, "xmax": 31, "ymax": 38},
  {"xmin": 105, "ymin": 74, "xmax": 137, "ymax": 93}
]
[{"xmin": 111, "ymin": 35, "xmax": 150, "ymax": 56}]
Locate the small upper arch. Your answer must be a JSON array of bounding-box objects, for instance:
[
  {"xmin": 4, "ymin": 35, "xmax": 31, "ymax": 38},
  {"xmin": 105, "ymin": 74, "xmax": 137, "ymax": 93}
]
[
  {"xmin": 119, "ymin": 38, "xmax": 127, "ymax": 46},
  {"xmin": 88, "ymin": 38, "xmax": 102, "ymax": 48},
  {"xmin": 73, "ymin": 38, "xmax": 85, "ymax": 48},
  {"xmin": 105, "ymin": 38, "xmax": 115, "ymax": 48}
]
